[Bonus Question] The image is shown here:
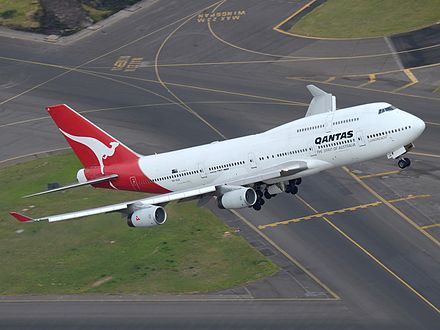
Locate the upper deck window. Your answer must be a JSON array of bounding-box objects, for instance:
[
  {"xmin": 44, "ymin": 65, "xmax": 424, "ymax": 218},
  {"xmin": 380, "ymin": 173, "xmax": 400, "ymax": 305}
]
[{"xmin": 378, "ymin": 105, "xmax": 396, "ymax": 114}]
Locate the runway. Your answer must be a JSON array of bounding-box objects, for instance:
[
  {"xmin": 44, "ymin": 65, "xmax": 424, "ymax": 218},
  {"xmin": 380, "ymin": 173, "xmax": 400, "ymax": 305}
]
[{"xmin": 0, "ymin": 0, "xmax": 439, "ymax": 329}]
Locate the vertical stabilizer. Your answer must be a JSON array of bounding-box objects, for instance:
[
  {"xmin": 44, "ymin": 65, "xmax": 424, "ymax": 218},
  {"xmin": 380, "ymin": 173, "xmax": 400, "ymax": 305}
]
[{"xmin": 47, "ymin": 104, "xmax": 140, "ymax": 174}]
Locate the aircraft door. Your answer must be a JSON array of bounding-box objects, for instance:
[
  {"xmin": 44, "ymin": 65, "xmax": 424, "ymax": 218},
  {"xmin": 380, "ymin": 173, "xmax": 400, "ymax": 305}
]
[
  {"xmin": 356, "ymin": 131, "xmax": 366, "ymax": 147},
  {"xmin": 198, "ymin": 163, "xmax": 207, "ymax": 178},
  {"xmin": 310, "ymin": 145, "xmax": 317, "ymax": 157},
  {"xmin": 248, "ymin": 152, "xmax": 257, "ymax": 169}
]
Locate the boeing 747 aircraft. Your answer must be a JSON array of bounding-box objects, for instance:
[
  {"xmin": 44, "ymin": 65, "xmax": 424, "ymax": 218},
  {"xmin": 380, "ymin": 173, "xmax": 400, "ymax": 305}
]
[{"xmin": 10, "ymin": 85, "xmax": 425, "ymax": 228}]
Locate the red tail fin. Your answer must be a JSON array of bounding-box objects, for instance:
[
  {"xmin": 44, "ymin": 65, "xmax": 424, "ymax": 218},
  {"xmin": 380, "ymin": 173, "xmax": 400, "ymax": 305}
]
[{"xmin": 47, "ymin": 104, "xmax": 140, "ymax": 174}]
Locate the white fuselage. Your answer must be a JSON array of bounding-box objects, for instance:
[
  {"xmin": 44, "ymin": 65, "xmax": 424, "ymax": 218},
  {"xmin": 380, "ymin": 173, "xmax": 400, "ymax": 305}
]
[{"xmin": 134, "ymin": 102, "xmax": 425, "ymax": 192}]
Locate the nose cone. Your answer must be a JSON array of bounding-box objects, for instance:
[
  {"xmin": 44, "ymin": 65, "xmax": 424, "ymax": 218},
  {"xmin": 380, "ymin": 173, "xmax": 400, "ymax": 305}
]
[{"xmin": 413, "ymin": 117, "xmax": 426, "ymax": 136}]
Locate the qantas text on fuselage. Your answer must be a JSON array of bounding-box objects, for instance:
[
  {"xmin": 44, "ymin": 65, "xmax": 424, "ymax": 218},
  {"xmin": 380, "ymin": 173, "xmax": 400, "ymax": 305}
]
[
  {"xmin": 314, "ymin": 130, "xmax": 354, "ymax": 145},
  {"xmin": 10, "ymin": 85, "xmax": 425, "ymax": 228}
]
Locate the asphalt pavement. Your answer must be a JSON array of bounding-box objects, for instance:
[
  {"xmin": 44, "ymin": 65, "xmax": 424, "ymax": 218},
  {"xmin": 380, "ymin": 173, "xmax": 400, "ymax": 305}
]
[{"xmin": 0, "ymin": 0, "xmax": 439, "ymax": 329}]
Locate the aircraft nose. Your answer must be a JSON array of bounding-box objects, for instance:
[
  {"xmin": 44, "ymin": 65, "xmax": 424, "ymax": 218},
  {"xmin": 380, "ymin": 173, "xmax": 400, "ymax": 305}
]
[{"xmin": 413, "ymin": 116, "xmax": 425, "ymax": 136}]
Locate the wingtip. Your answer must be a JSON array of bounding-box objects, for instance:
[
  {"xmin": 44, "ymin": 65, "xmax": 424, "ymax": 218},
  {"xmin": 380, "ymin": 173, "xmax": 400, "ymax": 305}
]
[{"xmin": 9, "ymin": 212, "xmax": 34, "ymax": 222}]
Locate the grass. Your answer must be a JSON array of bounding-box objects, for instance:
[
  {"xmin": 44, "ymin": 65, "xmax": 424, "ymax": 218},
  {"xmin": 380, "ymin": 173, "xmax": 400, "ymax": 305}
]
[
  {"xmin": 0, "ymin": 153, "xmax": 278, "ymax": 295},
  {"xmin": 82, "ymin": 0, "xmax": 141, "ymax": 22},
  {"xmin": 0, "ymin": 0, "xmax": 139, "ymax": 32},
  {"xmin": 82, "ymin": 4, "xmax": 112, "ymax": 23},
  {"xmin": 0, "ymin": 0, "xmax": 40, "ymax": 29},
  {"xmin": 289, "ymin": 0, "xmax": 440, "ymax": 38}
]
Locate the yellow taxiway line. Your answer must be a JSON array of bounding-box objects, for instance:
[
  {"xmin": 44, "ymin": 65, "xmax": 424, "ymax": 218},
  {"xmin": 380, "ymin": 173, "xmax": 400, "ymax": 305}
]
[
  {"xmin": 409, "ymin": 151, "xmax": 440, "ymax": 158},
  {"xmin": 343, "ymin": 166, "xmax": 440, "ymax": 247},
  {"xmin": 393, "ymin": 69, "xmax": 419, "ymax": 92},
  {"xmin": 356, "ymin": 169, "xmax": 401, "ymax": 179},
  {"xmin": 259, "ymin": 194, "xmax": 430, "ymax": 230},
  {"xmin": 295, "ymin": 195, "xmax": 440, "ymax": 314},
  {"xmin": 273, "ymin": 0, "xmax": 317, "ymax": 33},
  {"xmin": 420, "ymin": 223, "xmax": 440, "ymax": 230},
  {"xmin": 287, "ymin": 76, "xmax": 440, "ymax": 102},
  {"xmin": 358, "ymin": 74, "xmax": 377, "ymax": 88},
  {"xmin": 231, "ymin": 209, "xmax": 340, "ymax": 300}
]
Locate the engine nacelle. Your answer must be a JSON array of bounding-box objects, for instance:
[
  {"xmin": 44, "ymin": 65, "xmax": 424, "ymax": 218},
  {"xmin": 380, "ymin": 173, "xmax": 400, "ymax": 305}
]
[
  {"xmin": 217, "ymin": 187, "xmax": 257, "ymax": 209},
  {"xmin": 127, "ymin": 206, "xmax": 167, "ymax": 228}
]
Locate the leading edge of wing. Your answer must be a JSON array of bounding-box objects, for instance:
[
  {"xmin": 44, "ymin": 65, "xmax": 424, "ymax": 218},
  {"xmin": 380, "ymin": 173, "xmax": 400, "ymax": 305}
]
[{"xmin": 10, "ymin": 186, "xmax": 217, "ymax": 223}]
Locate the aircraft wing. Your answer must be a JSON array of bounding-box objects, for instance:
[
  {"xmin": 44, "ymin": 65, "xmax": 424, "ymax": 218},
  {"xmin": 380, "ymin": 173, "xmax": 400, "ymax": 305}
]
[
  {"xmin": 228, "ymin": 160, "xmax": 309, "ymax": 186},
  {"xmin": 305, "ymin": 85, "xmax": 336, "ymax": 117},
  {"xmin": 10, "ymin": 186, "xmax": 217, "ymax": 223},
  {"xmin": 10, "ymin": 159, "xmax": 330, "ymax": 224}
]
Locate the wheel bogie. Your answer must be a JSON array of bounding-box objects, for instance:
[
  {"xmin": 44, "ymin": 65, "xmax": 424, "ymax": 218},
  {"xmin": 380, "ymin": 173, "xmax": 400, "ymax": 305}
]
[
  {"xmin": 290, "ymin": 185, "xmax": 298, "ymax": 195},
  {"xmin": 264, "ymin": 190, "xmax": 272, "ymax": 199}
]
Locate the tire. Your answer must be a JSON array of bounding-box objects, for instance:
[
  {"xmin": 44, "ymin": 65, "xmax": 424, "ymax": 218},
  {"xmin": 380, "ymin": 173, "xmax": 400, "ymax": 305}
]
[
  {"xmin": 398, "ymin": 159, "xmax": 407, "ymax": 169},
  {"xmin": 253, "ymin": 203, "xmax": 262, "ymax": 211},
  {"xmin": 264, "ymin": 190, "xmax": 272, "ymax": 199},
  {"xmin": 403, "ymin": 157, "xmax": 411, "ymax": 167},
  {"xmin": 295, "ymin": 178, "xmax": 302, "ymax": 185},
  {"xmin": 291, "ymin": 185, "xmax": 298, "ymax": 195}
]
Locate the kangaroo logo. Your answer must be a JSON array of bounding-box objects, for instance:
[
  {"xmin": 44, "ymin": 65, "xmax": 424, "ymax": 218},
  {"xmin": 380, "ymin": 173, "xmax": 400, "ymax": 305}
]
[{"xmin": 60, "ymin": 129, "xmax": 119, "ymax": 174}]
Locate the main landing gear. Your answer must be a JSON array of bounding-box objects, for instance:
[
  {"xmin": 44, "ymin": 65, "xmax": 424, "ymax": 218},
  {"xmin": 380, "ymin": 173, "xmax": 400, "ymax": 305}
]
[
  {"xmin": 252, "ymin": 188, "xmax": 267, "ymax": 211},
  {"xmin": 285, "ymin": 178, "xmax": 301, "ymax": 195},
  {"xmin": 398, "ymin": 157, "xmax": 411, "ymax": 169},
  {"xmin": 252, "ymin": 178, "xmax": 302, "ymax": 211}
]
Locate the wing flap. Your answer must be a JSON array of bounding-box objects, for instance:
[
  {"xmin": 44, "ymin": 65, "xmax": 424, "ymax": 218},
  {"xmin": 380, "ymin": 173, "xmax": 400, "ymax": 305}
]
[{"xmin": 229, "ymin": 161, "xmax": 308, "ymax": 186}]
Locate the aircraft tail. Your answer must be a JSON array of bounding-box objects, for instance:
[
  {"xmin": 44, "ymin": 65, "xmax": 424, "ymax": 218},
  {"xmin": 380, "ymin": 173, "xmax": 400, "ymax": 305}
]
[{"xmin": 47, "ymin": 104, "xmax": 140, "ymax": 174}]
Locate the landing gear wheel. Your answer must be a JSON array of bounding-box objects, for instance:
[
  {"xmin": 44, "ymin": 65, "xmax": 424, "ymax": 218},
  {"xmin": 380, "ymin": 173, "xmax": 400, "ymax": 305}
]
[
  {"xmin": 398, "ymin": 157, "xmax": 411, "ymax": 169},
  {"xmin": 253, "ymin": 203, "xmax": 262, "ymax": 211},
  {"xmin": 290, "ymin": 185, "xmax": 298, "ymax": 195},
  {"xmin": 285, "ymin": 182, "xmax": 298, "ymax": 195},
  {"xmin": 258, "ymin": 198, "xmax": 265, "ymax": 206},
  {"xmin": 295, "ymin": 178, "xmax": 302, "ymax": 185},
  {"xmin": 264, "ymin": 190, "xmax": 272, "ymax": 199},
  {"xmin": 256, "ymin": 189, "xmax": 263, "ymax": 198}
]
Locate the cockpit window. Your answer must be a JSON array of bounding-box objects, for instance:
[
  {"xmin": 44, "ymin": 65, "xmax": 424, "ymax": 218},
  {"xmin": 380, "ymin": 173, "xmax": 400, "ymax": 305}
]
[{"xmin": 378, "ymin": 105, "xmax": 396, "ymax": 114}]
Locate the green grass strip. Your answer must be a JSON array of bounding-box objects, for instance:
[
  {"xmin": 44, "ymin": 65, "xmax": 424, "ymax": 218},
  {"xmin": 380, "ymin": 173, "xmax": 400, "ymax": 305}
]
[
  {"xmin": 0, "ymin": 0, "xmax": 40, "ymax": 29},
  {"xmin": 0, "ymin": 153, "xmax": 278, "ymax": 294},
  {"xmin": 289, "ymin": 0, "xmax": 440, "ymax": 38}
]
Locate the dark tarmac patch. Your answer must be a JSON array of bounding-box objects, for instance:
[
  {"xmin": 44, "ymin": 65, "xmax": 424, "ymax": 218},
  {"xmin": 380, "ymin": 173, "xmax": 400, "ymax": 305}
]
[
  {"xmin": 391, "ymin": 24, "xmax": 440, "ymax": 68},
  {"xmin": 276, "ymin": 0, "xmax": 326, "ymax": 32}
]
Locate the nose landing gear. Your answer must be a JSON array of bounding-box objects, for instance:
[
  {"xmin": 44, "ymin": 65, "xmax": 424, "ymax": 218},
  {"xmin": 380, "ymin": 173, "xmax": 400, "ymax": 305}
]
[{"xmin": 398, "ymin": 157, "xmax": 411, "ymax": 169}]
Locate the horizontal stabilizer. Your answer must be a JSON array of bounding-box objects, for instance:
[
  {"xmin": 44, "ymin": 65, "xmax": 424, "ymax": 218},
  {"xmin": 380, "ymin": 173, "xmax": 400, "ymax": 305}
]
[
  {"xmin": 305, "ymin": 85, "xmax": 336, "ymax": 117},
  {"xmin": 23, "ymin": 174, "xmax": 118, "ymax": 198},
  {"xmin": 9, "ymin": 212, "xmax": 35, "ymax": 223}
]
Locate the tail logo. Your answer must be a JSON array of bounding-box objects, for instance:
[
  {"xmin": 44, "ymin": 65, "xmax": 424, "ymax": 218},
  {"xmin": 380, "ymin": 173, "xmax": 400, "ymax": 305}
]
[{"xmin": 59, "ymin": 129, "xmax": 119, "ymax": 174}]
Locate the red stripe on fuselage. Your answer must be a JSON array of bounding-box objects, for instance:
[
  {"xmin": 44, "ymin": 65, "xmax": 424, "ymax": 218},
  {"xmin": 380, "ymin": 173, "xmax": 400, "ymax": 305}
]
[{"xmin": 84, "ymin": 159, "xmax": 170, "ymax": 194}]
